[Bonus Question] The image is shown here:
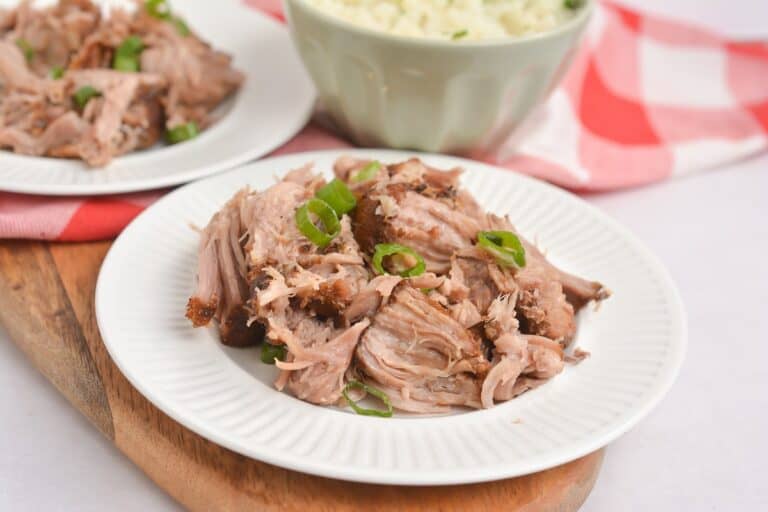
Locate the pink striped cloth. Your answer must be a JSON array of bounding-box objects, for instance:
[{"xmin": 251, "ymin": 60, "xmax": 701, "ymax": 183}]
[{"xmin": 1, "ymin": 1, "xmax": 766, "ymax": 241}]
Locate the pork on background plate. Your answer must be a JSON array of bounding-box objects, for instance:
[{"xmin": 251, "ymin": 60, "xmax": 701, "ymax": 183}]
[
  {"xmin": 0, "ymin": 0, "xmax": 243, "ymax": 166},
  {"xmin": 187, "ymin": 157, "xmax": 609, "ymax": 415}
]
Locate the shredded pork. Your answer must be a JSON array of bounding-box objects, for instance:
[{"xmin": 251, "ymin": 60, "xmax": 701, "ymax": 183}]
[
  {"xmin": 187, "ymin": 157, "xmax": 610, "ymax": 413},
  {"xmin": 0, "ymin": 0, "xmax": 243, "ymax": 166}
]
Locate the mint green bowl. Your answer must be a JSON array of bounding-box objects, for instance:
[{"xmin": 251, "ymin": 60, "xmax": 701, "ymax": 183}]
[{"xmin": 283, "ymin": 0, "xmax": 593, "ymax": 154}]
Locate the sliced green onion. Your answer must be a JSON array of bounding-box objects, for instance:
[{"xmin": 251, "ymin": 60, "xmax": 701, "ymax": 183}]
[
  {"xmin": 372, "ymin": 243, "xmax": 426, "ymax": 277},
  {"xmin": 146, "ymin": 0, "xmax": 171, "ymax": 19},
  {"xmin": 350, "ymin": 160, "xmax": 381, "ymax": 183},
  {"xmin": 342, "ymin": 380, "xmax": 393, "ymax": 418},
  {"xmin": 260, "ymin": 342, "xmax": 286, "ymax": 364},
  {"xmin": 72, "ymin": 86, "xmax": 101, "ymax": 109},
  {"xmin": 50, "ymin": 66, "xmax": 64, "ymax": 80},
  {"xmin": 315, "ymin": 178, "xmax": 356, "ymax": 216},
  {"xmin": 145, "ymin": 0, "xmax": 189, "ymax": 35},
  {"xmin": 172, "ymin": 16, "xmax": 190, "ymax": 36},
  {"xmin": 295, "ymin": 198, "xmax": 341, "ymax": 248},
  {"xmin": 166, "ymin": 122, "xmax": 199, "ymax": 144},
  {"xmin": 16, "ymin": 39, "xmax": 34, "ymax": 62},
  {"xmin": 113, "ymin": 54, "xmax": 139, "ymax": 72},
  {"xmin": 451, "ymin": 29, "xmax": 468, "ymax": 40},
  {"xmin": 116, "ymin": 35, "xmax": 144, "ymax": 56},
  {"xmin": 564, "ymin": 0, "xmax": 584, "ymax": 9},
  {"xmin": 476, "ymin": 230, "xmax": 526, "ymax": 268},
  {"xmin": 113, "ymin": 36, "xmax": 144, "ymax": 72}
]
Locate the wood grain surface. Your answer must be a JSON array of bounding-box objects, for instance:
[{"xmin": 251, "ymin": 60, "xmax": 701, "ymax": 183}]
[{"xmin": 0, "ymin": 240, "xmax": 604, "ymax": 511}]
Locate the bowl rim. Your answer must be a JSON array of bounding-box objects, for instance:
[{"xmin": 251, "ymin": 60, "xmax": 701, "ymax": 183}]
[{"xmin": 284, "ymin": 0, "xmax": 594, "ymax": 49}]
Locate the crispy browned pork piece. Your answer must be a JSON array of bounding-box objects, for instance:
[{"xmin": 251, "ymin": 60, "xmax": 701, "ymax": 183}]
[
  {"xmin": 185, "ymin": 187, "xmax": 254, "ymax": 346},
  {"xmin": 0, "ymin": 0, "xmax": 243, "ymax": 166},
  {"xmin": 188, "ymin": 157, "xmax": 609, "ymax": 411}
]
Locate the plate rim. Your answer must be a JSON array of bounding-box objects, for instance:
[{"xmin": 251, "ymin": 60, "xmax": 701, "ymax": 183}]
[
  {"xmin": 95, "ymin": 148, "xmax": 687, "ymax": 485},
  {"xmin": 0, "ymin": 3, "xmax": 314, "ymax": 196}
]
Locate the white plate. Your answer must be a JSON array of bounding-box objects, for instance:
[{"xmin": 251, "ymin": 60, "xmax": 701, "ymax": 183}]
[
  {"xmin": 0, "ymin": 0, "xmax": 314, "ymax": 196},
  {"xmin": 96, "ymin": 149, "xmax": 687, "ymax": 485}
]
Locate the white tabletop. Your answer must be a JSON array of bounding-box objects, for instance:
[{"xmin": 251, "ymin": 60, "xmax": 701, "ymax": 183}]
[{"xmin": 1, "ymin": 1, "xmax": 767, "ymax": 510}]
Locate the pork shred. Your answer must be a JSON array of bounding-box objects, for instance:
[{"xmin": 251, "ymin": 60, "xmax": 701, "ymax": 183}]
[
  {"xmin": 0, "ymin": 0, "xmax": 243, "ymax": 167},
  {"xmin": 187, "ymin": 158, "xmax": 610, "ymax": 412}
]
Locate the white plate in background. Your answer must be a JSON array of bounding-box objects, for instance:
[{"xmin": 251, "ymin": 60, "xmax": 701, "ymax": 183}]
[{"xmin": 0, "ymin": 0, "xmax": 314, "ymax": 195}]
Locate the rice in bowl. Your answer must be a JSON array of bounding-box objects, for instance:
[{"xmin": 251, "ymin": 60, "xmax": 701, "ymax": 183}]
[{"xmin": 304, "ymin": 0, "xmax": 584, "ymax": 41}]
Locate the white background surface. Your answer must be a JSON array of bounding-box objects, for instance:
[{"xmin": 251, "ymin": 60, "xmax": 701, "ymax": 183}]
[{"xmin": 1, "ymin": 0, "xmax": 767, "ymax": 510}]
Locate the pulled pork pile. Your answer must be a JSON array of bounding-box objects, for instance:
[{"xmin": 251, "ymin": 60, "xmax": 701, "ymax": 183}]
[
  {"xmin": 0, "ymin": 0, "xmax": 243, "ymax": 166},
  {"xmin": 187, "ymin": 158, "xmax": 609, "ymax": 414}
]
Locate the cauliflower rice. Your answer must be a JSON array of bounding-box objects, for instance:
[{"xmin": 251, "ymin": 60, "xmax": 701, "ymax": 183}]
[{"xmin": 304, "ymin": 0, "xmax": 583, "ymax": 41}]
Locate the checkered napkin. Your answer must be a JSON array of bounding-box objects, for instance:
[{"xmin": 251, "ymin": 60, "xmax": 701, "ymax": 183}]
[{"xmin": 1, "ymin": 1, "xmax": 766, "ymax": 241}]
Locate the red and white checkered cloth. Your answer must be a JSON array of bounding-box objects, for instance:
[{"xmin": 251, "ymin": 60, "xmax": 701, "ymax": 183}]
[{"xmin": 1, "ymin": 1, "xmax": 766, "ymax": 241}]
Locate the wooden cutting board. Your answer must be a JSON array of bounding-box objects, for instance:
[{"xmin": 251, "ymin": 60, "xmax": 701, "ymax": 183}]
[{"xmin": 0, "ymin": 239, "xmax": 603, "ymax": 511}]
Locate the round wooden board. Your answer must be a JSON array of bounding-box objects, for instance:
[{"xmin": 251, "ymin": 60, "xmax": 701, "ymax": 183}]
[{"xmin": 0, "ymin": 240, "xmax": 603, "ymax": 511}]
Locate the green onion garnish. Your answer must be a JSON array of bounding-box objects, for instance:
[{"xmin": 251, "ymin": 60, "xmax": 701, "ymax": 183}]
[
  {"xmin": 315, "ymin": 178, "xmax": 356, "ymax": 216},
  {"xmin": 117, "ymin": 35, "xmax": 144, "ymax": 55},
  {"xmin": 50, "ymin": 66, "xmax": 64, "ymax": 80},
  {"xmin": 260, "ymin": 342, "xmax": 286, "ymax": 364},
  {"xmin": 350, "ymin": 161, "xmax": 381, "ymax": 183},
  {"xmin": 564, "ymin": 0, "xmax": 584, "ymax": 9},
  {"xmin": 476, "ymin": 230, "xmax": 526, "ymax": 268},
  {"xmin": 172, "ymin": 17, "xmax": 190, "ymax": 36},
  {"xmin": 113, "ymin": 54, "xmax": 139, "ymax": 72},
  {"xmin": 295, "ymin": 198, "xmax": 341, "ymax": 248},
  {"xmin": 451, "ymin": 29, "xmax": 468, "ymax": 40},
  {"xmin": 72, "ymin": 86, "xmax": 101, "ymax": 109},
  {"xmin": 342, "ymin": 380, "xmax": 393, "ymax": 418},
  {"xmin": 372, "ymin": 243, "xmax": 426, "ymax": 277},
  {"xmin": 146, "ymin": 0, "xmax": 190, "ymax": 36},
  {"xmin": 113, "ymin": 36, "xmax": 144, "ymax": 72},
  {"xmin": 16, "ymin": 38, "xmax": 34, "ymax": 62},
  {"xmin": 146, "ymin": 0, "xmax": 171, "ymax": 19},
  {"xmin": 166, "ymin": 122, "xmax": 199, "ymax": 144}
]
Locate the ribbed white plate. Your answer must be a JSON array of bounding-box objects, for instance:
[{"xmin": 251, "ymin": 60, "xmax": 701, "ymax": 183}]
[
  {"xmin": 0, "ymin": 0, "xmax": 313, "ymax": 196},
  {"xmin": 96, "ymin": 149, "xmax": 686, "ymax": 485}
]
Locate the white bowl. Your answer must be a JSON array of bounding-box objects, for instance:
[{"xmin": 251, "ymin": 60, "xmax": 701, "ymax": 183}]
[{"xmin": 284, "ymin": 0, "xmax": 593, "ymax": 154}]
